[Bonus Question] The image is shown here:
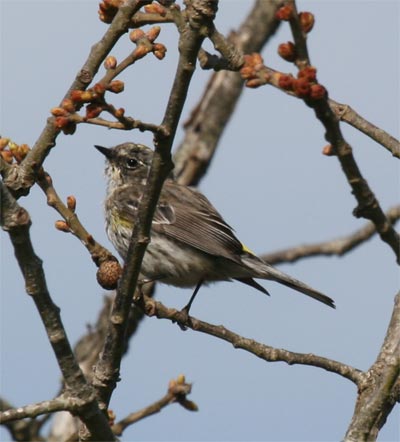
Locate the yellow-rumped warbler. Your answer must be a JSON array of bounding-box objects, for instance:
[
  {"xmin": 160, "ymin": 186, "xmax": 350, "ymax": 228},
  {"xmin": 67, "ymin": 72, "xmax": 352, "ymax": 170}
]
[{"xmin": 95, "ymin": 142, "xmax": 335, "ymax": 311}]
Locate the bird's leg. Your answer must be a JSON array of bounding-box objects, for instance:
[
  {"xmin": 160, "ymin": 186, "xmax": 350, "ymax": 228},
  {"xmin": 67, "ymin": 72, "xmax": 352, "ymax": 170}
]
[{"xmin": 176, "ymin": 280, "xmax": 203, "ymax": 330}]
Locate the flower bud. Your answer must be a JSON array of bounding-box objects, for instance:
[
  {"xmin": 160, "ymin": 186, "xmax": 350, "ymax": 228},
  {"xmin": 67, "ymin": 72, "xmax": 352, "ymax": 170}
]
[
  {"xmin": 278, "ymin": 73, "xmax": 294, "ymax": 90},
  {"xmin": 153, "ymin": 43, "xmax": 167, "ymax": 60},
  {"xmin": 278, "ymin": 42, "xmax": 296, "ymax": 62},
  {"xmin": 146, "ymin": 26, "xmax": 161, "ymax": 42},
  {"xmin": 144, "ymin": 3, "xmax": 167, "ymax": 16},
  {"xmin": 66, "ymin": 195, "xmax": 76, "ymax": 212},
  {"xmin": 129, "ymin": 29, "xmax": 146, "ymax": 43},
  {"xmin": 104, "ymin": 55, "xmax": 117, "ymax": 70},
  {"xmin": 51, "ymin": 107, "xmax": 68, "ymax": 117},
  {"xmin": 55, "ymin": 220, "xmax": 70, "ymax": 232},
  {"xmin": 299, "ymin": 12, "xmax": 315, "ymax": 33},
  {"xmin": 108, "ymin": 80, "xmax": 124, "ymax": 93},
  {"xmin": 61, "ymin": 98, "xmax": 75, "ymax": 113},
  {"xmin": 275, "ymin": 5, "xmax": 294, "ymax": 21},
  {"xmin": 293, "ymin": 78, "xmax": 311, "ymax": 98},
  {"xmin": 310, "ymin": 84, "xmax": 327, "ymax": 100}
]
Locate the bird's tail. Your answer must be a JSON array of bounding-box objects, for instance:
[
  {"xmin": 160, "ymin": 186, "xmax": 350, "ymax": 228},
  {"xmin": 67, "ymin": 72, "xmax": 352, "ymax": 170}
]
[{"xmin": 241, "ymin": 255, "xmax": 335, "ymax": 308}]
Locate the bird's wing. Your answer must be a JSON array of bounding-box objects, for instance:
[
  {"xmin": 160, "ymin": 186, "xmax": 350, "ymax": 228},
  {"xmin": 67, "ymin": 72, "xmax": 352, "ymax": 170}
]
[{"xmin": 114, "ymin": 182, "xmax": 244, "ymax": 262}]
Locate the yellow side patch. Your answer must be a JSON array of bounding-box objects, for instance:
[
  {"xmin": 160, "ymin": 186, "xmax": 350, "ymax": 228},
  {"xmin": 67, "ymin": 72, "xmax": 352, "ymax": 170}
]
[{"xmin": 241, "ymin": 243, "xmax": 255, "ymax": 255}]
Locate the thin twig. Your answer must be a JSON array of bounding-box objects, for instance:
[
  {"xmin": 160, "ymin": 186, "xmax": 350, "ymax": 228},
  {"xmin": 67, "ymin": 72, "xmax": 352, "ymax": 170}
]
[
  {"xmin": 329, "ymin": 99, "xmax": 400, "ymax": 159},
  {"xmin": 139, "ymin": 295, "xmax": 363, "ymax": 385},
  {"xmin": 262, "ymin": 205, "xmax": 400, "ymax": 265}
]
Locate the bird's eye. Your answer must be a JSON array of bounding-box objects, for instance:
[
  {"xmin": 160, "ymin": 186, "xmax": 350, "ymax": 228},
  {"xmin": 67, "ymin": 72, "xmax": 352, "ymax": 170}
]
[{"xmin": 126, "ymin": 158, "xmax": 138, "ymax": 169}]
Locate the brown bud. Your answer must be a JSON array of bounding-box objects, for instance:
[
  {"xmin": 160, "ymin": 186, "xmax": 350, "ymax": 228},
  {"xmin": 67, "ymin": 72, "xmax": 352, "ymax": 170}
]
[
  {"xmin": 177, "ymin": 374, "xmax": 186, "ymax": 384},
  {"xmin": 152, "ymin": 43, "xmax": 167, "ymax": 60},
  {"xmin": 144, "ymin": 3, "xmax": 167, "ymax": 16},
  {"xmin": 70, "ymin": 90, "xmax": 93, "ymax": 103},
  {"xmin": 93, "ymin": 83, "xmax": 106, "ymax": 95},
  {"xmin": 298, "ymin": 66, "xmax": 317, "ymax": 82},
  {"xmin": 108, "ymin": 80, "xmax": 124, "ymax": 93},
  {"xmin": 114, "ymin": 108, "xmax": 125, "ymax": 118},
  {"xmin": 278, "ymin": 73, "xmax": 294, "ymax": 90},
  {"xmin": 246, "ymin": 78, "xmax": 263, "ymax": 88},
  {"xmin": 104, "ymin": 55, "xmax": 117, "ymax": 70},
  {"xmin": 107, "ymin": 409, "xmax": 116, "ymax": 426},
  {"xmin": 51, "ymin": 107, "xmax": 68, "ymax": 117},
  {"xmin": 54, "ymin": 116, "xmax": 70, "ymax": 129},
  {"xmin": 129, "ymin": 29, "xmax": 146, "ymax": 43},
  {"xmin": 13, "ymin": 144, "xmax": 30, "ymax": 163},
  {"xmin": 62, "ymin": 122, "xmax": 77, "ymax": 135},
  {"xmin": 180, "ymin": 399, "xmax": 199, "ymax": 412},
  {"xmin": 240, "ymin": 66, "xmax": 254, "ymax": 80},
  {"xmin": 293, "ymin": 78, "xmax": 311, "ymax": 98},
  {"xmin": 96, "ymin": 259, "xmax": 122, "ymax": 290},
  {"xmin": 0, "ymin": 150, "xmax": 13, "ymax": 164},
  {"xmin": 322, "ymin": 144, "xmax": 335, "ymax": 156},
  {"xmin": 55, "ymin": 220, "xmax": 70, "ymax": 232},
  {"xmin": 146, "ymin": 26, "xmax": 161, "ymax": 42},
  {"xmin": 66, "ymin": 195, "xmax": 76, "ymax": 212},
  {"xmin": 86, "ymin": 103, "xmax": 103, "ymax": 119},
  {"xmin": 278, "ymin": 42, "xmax": 296, "ymax": 62},
  {"xmin": 299, "ymin": 12, "xmax": 315, "ymax": 33},
  {"xmin": 61, "ymin": 98, "xmax": 75, "ymax": 113},
  {"xmin": 310, "ymin": 84, "xmax": 327, "ymax": 100},
  {"xmin": 0, "ymin": 138, "xmax": 10, "ymax": 150},
  {"xmin": 275, "ymin": 5, "xmax": 294, "ymax": 21}
]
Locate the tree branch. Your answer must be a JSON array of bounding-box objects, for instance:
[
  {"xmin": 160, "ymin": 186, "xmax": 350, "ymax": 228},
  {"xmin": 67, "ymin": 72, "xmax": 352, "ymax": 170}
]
[
  {"xmin": 262, "ymin": 205, "xmax": 400, "ymax": 265},
  {"xmin": 174, "ymin": 0, "xmax": 283, "ymax": 186},
  {"xmin": 138, "ymin": 295, "xmax": 363, "ymax": 385},
  {"xmin": 2, "ymin": 0, "xmax": 151, "ymax": 197},
  {"xmin": 0, "ymin": 182, "xmax": 115, "ymax": 441},
  {"xmin": 92, "ymin": 0, "xmax": 217, "ymax": 411},
  {"xmin": 329, "ymin": 99, "xmax": 400, "ymax": 159},
  {"xmin": 112, "ymin": 375, "xmax": 197, "ymax": 436},
  {"xmin": 344, "ymin": 292, "xmax": 400, "ymax": 441}
]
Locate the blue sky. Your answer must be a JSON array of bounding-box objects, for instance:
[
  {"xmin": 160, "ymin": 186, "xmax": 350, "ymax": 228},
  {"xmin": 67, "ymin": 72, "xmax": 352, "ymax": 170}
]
[{"xmin": 1, "ymin": 1, "xmax": 399, "ymax": 441}]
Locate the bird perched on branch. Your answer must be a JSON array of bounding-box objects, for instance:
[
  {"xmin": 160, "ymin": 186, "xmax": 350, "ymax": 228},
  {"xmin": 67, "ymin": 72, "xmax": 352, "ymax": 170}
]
[{"xmin": 95, "ymin": 142, "xmax": 335, "ymax": 314}]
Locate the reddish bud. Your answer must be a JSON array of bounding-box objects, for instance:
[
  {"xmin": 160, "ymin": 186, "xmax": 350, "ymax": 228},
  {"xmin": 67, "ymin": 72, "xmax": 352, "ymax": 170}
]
[
  {"xmin": 55, "ymin": 220, "xmax": 70, "ymax": 232},
  {"xmin": 104, "ymin": 55, "xmax": 117, "ymax": 70},
  {"xmin": 278, "ymin": 42, "xmax": 296, "ymax": 62},
  {"xmin": 114, "ymin": 108, "xmax": 125, "ymax": 118},
  {"xmin": 146, "ymin": 26, "xmax": 161, "ymax": 42},
  {"xmin": 62, "ymin": 122, "xmax": 77, "ymax": 135},
  {"xmin": 0, "ymin": 138, "xmax": 10, "ymax": 150},
  {"xmin": 54, "ymin": 116, "xmax": 70, "ymax": 129},
  {"xmin": 298, "ymin": 66, "xmax": 317, "ymax": 82},
  {"xmin": 144, "ymin": 3, "xmax": 167, "ymax": 16},
  {"xmin": 61, "ymin": 98, "xmax": 75, "ymax": 113},
  {"xmin": 310, "ymin": 84, "xmax": 327, "ymax": 100},
  {"xmin": 293, "ymin": 78, "xmax": 311, "ymax": 98},
  {"xmin": 96, "ymin": 259, "xmax": 122, "ymax": 290},
  {"xmin": 108, "ymin": 80, "xmax": 124, "ymax": 93},
  {"xmin": 0, "ymin": 150, "xmax": 13, "ymax": 164},
  {"xmin": 246, "ymin": 78, "xmax": 263, "ymax": 88},
  {"xmin": 275, "ymin": 5, "xmax": 294, "ymax": 21},
  {"xmin": 152, "ymin": 43, "xmax": 167, "ymax": 60},
  {"xmin": 129, "ymin": 29, "xmax": 146, "ymax": 43},
  {"xmin": 93, "ymin": 83, "xmax": 106, "ymax": 95},
  {"xmin": 86, "ymin": 104, "xmax": 103, "ymax": 119},
  {"xmin": 299, "ymin": 12, "xmax": 315, "ymax": 33},
  {"xmin": 278, "ymin": 73, "xmax": 294, "ymax": 90},
  {"xmin": 66, "ymin": 195, "xmax": 76, "ymax": 212},
  {"xmin": 240, "ymin": 66, "xmax": 254, "ymax": 80},
  {"xmin": 70, "ymin": 90, "xmax": 93, "ymax": 103},
  {"xmin": 322, "ymin": 144, "xmax": 335, "ymax": 156},
  {"xmin": 51, "ymin": 107, "xmax": 68, "ymax": 117}
]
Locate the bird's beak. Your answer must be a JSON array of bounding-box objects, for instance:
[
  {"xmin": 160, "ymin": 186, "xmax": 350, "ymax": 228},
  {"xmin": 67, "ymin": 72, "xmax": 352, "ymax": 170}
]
[{"xmin": 94, "ymin": 145, "xmax": 113, "ymax": 159}]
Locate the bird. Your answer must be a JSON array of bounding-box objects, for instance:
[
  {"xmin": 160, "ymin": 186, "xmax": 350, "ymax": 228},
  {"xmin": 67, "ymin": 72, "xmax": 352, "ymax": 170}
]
[{"xmin": 95, "ymin": 142, "xmax": 335, "ymax": 314}]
